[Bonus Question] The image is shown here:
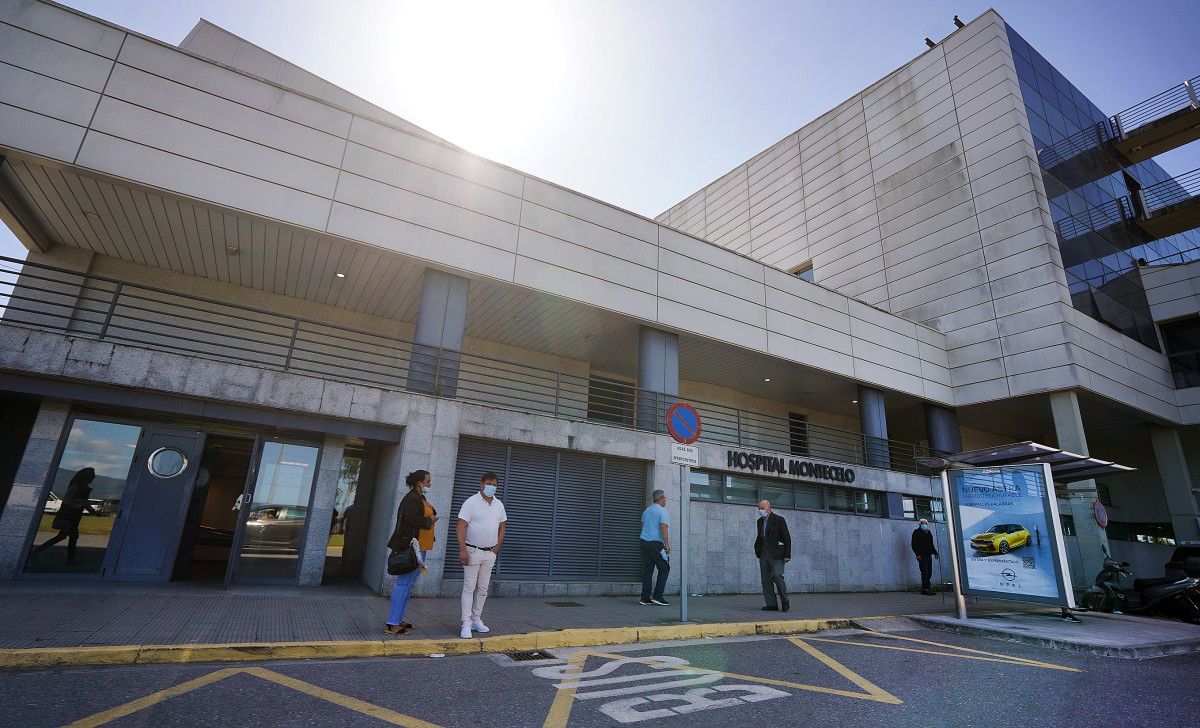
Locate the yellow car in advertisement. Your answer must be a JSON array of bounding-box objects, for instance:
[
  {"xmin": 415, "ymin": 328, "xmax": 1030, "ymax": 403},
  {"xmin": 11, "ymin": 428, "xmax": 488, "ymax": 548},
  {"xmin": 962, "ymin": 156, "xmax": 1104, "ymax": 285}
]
[{"xmin": 970, "ymin": 523, "xmax": 1031, "ymax": 554}]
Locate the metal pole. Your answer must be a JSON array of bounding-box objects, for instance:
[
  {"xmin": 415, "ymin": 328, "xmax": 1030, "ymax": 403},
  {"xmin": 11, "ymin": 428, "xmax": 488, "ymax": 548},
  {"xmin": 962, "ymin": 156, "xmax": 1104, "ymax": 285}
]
[
  {"xmin": 940, "ymin": 470, "xmax": 968, "ymax": 621},
  {"xmin": 680, "ymin": 463, "xmax": 690, "ymax": 622}
]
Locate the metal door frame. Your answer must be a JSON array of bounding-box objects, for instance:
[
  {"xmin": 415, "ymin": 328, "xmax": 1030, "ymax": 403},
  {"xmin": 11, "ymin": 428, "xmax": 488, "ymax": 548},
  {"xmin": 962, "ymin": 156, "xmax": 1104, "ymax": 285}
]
[{"xmin": 223, "ymin": 436, "xmax": 324, "ymax": 588}]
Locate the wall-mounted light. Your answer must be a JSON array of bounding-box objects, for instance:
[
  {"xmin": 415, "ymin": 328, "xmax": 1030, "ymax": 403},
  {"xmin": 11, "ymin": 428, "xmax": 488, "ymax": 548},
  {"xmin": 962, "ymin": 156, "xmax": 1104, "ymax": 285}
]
[
  {"xmin": 335, "ymin": 272, "xmax": 346, "ymax": 278},
  {"xmin": 851, "ymin": 399, "xmax": 858, "ymax": 404},
  {"xmin": 763, "ymin": 378, "xmax": 771, "ymax": 382}
]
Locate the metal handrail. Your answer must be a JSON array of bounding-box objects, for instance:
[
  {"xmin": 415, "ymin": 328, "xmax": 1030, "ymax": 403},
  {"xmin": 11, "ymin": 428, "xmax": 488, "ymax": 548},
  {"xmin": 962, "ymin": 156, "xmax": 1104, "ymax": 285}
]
[
  {"xmin": 0, "ymin": 255, "xmax": 932, "ymax": 474},
  {"xmin": 1140, "ymin": 167, "xmax": 1200, "ymax": 214},
  {"xmin": 1112, "ymin": 74, "xmax": 1200, "ymax": 137}
]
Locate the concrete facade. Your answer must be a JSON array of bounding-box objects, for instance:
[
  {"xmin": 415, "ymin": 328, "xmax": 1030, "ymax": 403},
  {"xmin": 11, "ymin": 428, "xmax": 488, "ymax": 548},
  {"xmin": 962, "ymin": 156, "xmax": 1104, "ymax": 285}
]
[
  {"xmin": 0, "ymin": 1, "xmax": 1195, "ymax": 601},
  {"xmin": 657, "ymin": 11, "xmax": 1184, "ymax": 425}
]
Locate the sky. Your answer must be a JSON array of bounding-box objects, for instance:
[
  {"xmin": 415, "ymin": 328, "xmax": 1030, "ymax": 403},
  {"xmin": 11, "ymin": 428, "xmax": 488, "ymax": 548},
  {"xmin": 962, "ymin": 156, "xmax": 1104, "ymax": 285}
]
[{"xmin": 2, "ymin": 0, "xmax": 1199, "ymax": 262}]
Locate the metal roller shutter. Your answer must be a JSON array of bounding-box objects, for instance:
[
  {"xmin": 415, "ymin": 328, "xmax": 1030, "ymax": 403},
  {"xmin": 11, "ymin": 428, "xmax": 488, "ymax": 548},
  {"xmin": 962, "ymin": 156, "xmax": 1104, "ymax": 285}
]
[
  {"xmin": 449, "ymin": 438, "xmax": 646, "ymax": 582},
  {"xmin": 600, "ymin": 457, "xmax": 647, "ymax": 579},
  {"xmin": 553, "ymin": 452, "xmax": 603, "ymax": 578},
  {"xmin": 443, "ymin": 438, "xmax": 509, "ymax": 579},
  {"xmin": 495, "ymin": 445, "xmax": 557, "ymax": 579}
]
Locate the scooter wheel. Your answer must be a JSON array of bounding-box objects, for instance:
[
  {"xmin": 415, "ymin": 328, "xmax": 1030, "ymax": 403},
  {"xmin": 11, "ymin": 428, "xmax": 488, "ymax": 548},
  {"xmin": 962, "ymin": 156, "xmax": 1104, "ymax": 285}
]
[{"xmin": 1081, "ymin": 592, "xmax": 1105, "ymax": 612}]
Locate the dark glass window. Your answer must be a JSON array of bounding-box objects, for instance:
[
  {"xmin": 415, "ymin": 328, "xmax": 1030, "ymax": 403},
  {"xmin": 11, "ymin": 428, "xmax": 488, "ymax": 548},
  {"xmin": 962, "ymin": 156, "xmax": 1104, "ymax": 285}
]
[
  {"xmin": 724, "ymin": 475, "xmax": 759, "ymax": 505},
  {"xmin": 690, "ymin": 471, "xmax": 721, "ymax": 502},
  {"xmin": 794, "ymin": 483, "xmax": 825, "ymax": 510}
]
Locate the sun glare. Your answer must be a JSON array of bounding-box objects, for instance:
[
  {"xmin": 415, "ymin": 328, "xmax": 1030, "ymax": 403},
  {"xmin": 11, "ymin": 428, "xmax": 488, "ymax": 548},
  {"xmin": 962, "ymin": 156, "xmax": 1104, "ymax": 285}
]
[{"xmin": 388, "ymin": 1, "xmax": 569, "ymax": 157}]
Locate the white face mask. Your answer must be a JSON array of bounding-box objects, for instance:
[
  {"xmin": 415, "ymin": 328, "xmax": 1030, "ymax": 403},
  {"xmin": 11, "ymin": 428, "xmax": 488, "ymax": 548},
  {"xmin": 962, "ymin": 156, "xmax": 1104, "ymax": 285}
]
[
  {"xmin": 758, "ymin": 509, "xmax": 768, "ymax": 518},
  {"xmin": 482, "ymin": 484, "xmax": 497, "ymax": 498},
  {"xmin": 422, "ymin": 485, "xmax": 431, "ymax": 495},
  {"xmin": 919, "ymin": 524, "xmax": 929, "ymax": 531}
]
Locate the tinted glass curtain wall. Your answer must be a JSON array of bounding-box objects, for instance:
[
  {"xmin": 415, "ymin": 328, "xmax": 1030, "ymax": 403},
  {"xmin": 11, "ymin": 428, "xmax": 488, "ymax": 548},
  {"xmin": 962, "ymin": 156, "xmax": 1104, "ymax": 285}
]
[
  {"xmin": 445, "ymin": 439, "xmax": 645, "ymax": 581},
  {"xmin": 1005, "ymin": 25, "xmax": 1200, "ymax": 351}
]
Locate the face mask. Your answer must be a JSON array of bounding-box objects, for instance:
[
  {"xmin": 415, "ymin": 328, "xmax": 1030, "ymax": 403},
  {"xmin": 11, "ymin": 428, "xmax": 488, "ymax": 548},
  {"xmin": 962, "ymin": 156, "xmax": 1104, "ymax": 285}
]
[
  {"xmin": 920, "ymin": 524, "xmax": 929, "ymax": 531},
  {"xmin": 483, "ymin": 484, "xmax": 497, "ymax": 498},
  {"xmin": 422, "ymin": 486, "xmax": 431, "ymax": 495},
  {"xmin": 757, "ymin": 509, "xmax": 768, "ymax": 518}
]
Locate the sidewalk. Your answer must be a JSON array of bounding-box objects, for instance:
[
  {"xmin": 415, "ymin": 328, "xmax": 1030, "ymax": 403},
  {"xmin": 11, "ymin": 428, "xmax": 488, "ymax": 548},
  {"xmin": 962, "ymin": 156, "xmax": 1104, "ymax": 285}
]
[
  {"xmin": 0, "ymin": 582, "xmax": 980, "ymax": 648},
  {"xmin": 0, "ymin": 582, "xmax": 1018, "ymax": 667}
]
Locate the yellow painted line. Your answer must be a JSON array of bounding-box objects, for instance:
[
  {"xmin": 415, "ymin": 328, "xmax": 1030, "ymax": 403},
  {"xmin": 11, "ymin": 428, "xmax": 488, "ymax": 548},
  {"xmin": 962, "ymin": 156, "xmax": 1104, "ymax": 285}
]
[
  {"xmin": 541, "ymin": 649, "xmax": 590, "ymax": 728},
  {"xmin": 587, "ymin": 645, "xmax": 902, "ymax": 705},
  {"xmin": 865, "ymin": 632, "xmax": 1081, "ymax": 671},
  {"xmin": 785, "ymin": 638, "xmax": 903, "ymax": 704},
  {"xmin": 62, "ymin": 667, "xmax": 243, "ymax": 728},
  {"xmin": 62, "ymin": 666, "xmax": 444, "ymax": 728},
  {"xmin": 243, "ymin": 667, "xmax": 443, "ymax": 727},
  {"xmin": 805, "ymin": 637, "xmax": 1081, "ymax": 672},
  {"xmin": 0, "ymin": 617, "xmax": 860, "ymax": 668}
]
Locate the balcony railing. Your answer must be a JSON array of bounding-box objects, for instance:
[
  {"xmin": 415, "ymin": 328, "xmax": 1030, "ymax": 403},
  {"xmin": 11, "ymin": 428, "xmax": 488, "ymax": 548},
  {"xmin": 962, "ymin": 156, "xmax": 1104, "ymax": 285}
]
[
  {"xmin": 1112, "ymin": 75, "xmax": 1200, "ymax": 138},
  {"xmin": 0, "ymin": 255, "xmax": 932, "ymax": 474},
  {"xmin": 1139, "ymin": 167, "xmax": 1200, "ymax": 215}
]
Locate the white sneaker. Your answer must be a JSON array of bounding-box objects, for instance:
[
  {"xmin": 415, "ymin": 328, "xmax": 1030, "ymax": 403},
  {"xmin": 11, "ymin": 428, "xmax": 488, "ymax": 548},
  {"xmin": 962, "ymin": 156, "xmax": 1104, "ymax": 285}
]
[
  {"xmin": 472, "ymin": 620, "xmax": 490, "ymax": 633},
  {"xmin": 460, "ymin": 624, "xmax": 473, "ymax": 639}
]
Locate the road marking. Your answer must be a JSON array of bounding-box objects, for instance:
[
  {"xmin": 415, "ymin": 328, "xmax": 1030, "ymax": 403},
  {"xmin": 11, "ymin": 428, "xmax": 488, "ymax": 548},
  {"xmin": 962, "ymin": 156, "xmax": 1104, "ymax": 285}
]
[
  {"xmin": 807, "ymin": 633, "xmax": 1081, "ymax": 672},
  {"xmin": 242, "ymin": 667, "xmax": 443, "ymax": 727},
  {"xmin": 541, "ymin": 640, "xmax": 902, "ymax": 726},
  {"xmin": 62, "ymin": 666, "xmax": 443, "ymax": 728},
  {"xmin": 63, "ymin": 668, "xmax": 244, "ymax": 728}
]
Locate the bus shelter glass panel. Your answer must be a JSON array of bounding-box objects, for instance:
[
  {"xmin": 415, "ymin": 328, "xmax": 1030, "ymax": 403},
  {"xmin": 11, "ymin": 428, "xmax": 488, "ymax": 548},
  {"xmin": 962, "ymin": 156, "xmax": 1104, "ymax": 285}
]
[
  {"xmin": 25, "ymin": 419, "xmax": 141, "ymax": 574},
  {"xmin": 235, "ymin": 442, "xmax": 319, "ymax": 581}
]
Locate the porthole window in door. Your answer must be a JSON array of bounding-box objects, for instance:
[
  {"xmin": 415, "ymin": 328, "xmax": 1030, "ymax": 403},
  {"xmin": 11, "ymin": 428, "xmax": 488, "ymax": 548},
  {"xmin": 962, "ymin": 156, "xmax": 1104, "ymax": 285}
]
[{"xmin": 148, "ymin": 447, "xmax": 187, "ymax": 478}]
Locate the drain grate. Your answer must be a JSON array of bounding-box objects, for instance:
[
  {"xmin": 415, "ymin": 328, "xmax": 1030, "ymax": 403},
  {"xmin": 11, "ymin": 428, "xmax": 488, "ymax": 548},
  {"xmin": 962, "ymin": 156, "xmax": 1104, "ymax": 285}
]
[
  {"xmin": 545, "ymin": 601, "xmax": 584, "ymax": 607},
  {"xmin": 506, "ymin": 649, "xmax": 554, "ymax": 661}
]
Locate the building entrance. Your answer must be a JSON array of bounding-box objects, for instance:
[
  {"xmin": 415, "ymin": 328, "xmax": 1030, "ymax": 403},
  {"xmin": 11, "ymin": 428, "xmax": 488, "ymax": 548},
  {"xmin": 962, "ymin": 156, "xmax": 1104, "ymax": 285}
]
[{"xmin": 173, "ymin": 435, "xmax": 254, "ymax": 581}]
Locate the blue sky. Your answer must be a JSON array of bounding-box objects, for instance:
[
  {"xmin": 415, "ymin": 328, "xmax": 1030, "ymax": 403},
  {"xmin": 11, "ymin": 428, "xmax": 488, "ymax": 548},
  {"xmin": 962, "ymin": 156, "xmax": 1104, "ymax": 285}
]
[{"xmin": 3, "ymin": 0, "xmax": 1198, "ymax": 261}]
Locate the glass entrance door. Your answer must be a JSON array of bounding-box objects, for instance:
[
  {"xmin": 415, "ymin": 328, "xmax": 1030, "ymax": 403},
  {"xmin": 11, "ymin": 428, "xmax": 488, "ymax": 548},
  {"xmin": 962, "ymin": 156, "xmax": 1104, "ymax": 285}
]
[{"xmin": 223, "ymin": 439, "xmax": 321, "ymax": 585}]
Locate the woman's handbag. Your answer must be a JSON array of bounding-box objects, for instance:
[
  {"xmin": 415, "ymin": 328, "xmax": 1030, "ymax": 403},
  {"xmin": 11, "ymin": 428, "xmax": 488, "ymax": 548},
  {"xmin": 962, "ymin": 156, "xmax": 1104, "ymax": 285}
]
[{"xmin": 387, "ymin": 543, "xmax": 420, "ymax": 575}]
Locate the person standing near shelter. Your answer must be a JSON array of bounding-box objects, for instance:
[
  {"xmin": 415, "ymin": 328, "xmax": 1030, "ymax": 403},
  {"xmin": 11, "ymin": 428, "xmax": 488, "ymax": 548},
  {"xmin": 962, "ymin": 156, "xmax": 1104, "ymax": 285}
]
[
  {"xmin": 911, "ymin": 518, "xmax": 940, "ymax": 595},
  {"xmin": 457, "ymin": 472, "xmax": 507, "ymax": 639},
  {"xmin": 639, "ymin": 489, "xmax": 671, "ymax": 606},
  {"xmin": 754, "ymin": 500, "xmax": 791, "ymax": 611}
]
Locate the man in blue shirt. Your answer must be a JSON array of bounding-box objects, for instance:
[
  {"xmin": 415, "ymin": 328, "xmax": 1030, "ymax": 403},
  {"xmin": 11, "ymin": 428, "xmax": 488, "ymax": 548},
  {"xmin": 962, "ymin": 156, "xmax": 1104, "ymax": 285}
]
[{"xmin": 639, "ymin": 489, "xmax": 671, "ymax": 605}]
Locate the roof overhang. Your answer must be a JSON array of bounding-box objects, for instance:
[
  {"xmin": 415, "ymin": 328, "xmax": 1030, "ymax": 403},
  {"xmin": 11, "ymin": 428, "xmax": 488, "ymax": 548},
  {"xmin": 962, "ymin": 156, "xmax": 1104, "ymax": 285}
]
[{"xmin": 923, "ymin": 441, "xmax": 1136, "ymax": 483}]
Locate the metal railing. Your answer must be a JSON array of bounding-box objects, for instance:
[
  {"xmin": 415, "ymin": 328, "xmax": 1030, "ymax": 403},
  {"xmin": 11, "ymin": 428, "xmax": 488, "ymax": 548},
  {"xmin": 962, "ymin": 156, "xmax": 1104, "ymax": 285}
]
[
  {"xmin": 1139, "ymin": 167, "xmax": 1200, "ymax": 215},
  {"xmin": 0, "ymin": 255, "xmax": 932, "ymax": 474},
  {"xmin": 1111, "ymin": 75, "xmax": 1200, "ymax": 138}
]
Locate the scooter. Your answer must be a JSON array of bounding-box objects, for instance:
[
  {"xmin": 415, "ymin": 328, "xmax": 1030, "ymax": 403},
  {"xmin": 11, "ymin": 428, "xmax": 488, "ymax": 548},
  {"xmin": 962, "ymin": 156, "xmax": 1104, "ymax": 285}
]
[{"xmin": 1082, "ymin": 548, "xmax": 1200, "ymax": 623}]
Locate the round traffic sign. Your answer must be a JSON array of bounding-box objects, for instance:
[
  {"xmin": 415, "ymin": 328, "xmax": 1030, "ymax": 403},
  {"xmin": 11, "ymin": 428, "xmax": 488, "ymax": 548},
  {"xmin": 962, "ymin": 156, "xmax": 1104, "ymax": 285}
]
[
  {"xmin": 1093, "ymin": 499, "xmax": 1109, "ymax": 529},
  {"xmin": 665, "ymin": 403, "xmax": 702, "ymax": 444}
]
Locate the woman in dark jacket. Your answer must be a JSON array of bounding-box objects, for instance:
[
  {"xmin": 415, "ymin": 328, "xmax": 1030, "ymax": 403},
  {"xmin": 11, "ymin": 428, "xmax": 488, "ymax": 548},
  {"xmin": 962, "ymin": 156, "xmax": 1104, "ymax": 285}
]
[
  {"xmin": 385, "ymin": 470, "xmax": 437, "ymax": 635},
  {"xmin": 33, "ymin": 467, "xmax": 97, "ymax": 562}
]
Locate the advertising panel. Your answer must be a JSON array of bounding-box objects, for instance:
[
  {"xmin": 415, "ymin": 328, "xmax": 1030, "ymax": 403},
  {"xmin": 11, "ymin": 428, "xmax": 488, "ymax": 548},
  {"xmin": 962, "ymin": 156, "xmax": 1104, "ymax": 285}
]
[{"xmin": 945, "ymin": 464, "xmax": 1072, "ymax": 607}]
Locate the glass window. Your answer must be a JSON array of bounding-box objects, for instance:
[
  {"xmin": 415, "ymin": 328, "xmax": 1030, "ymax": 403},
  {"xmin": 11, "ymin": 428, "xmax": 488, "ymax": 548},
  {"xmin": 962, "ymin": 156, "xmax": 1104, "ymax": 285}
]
[
  {"xmin": 690, "ymin": 471, "xmax": 722, "ymax": 502},
  {"xmin": 827, "ymin": 487, "xmax": 855, "ymax": 513},
  {"xmin": 761, "ymin": 482, "xmax": 793, "ymax": 510},
  {"xmin": 724, "ymin": 475, "xmax": 759, "ymax": 505},
  {"xmin": 324, "ymin": 446, "xmax": 366, "ymax": 579},
  {"xmin": 794, "ymin": 483, "xmax": 825, "ymax": 510},
  {"xmin": 856, "ymin": 490, "xmax": 882, "ymax": 516},
  {"xmin": 235, "ymin": 441, "xmax": 320, "ymax": 581},
  {"xmin": 902, "ymin": 497, "xmax": 916, "ymax": 520},
  {"xmin": 25, "ymin": 419, "xmax": 141, "ymax": 574},
  {"xmin": 791, "ymin": 263, "xmax": 815, "ymax": 282}
]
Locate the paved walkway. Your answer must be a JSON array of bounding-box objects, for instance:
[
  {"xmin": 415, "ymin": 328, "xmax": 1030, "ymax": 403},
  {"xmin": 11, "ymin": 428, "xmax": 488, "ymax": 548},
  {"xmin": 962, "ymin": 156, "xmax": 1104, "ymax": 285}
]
[{"xmin": 0, "ymin": 581, "xmax": 1004, "ymax": 649}]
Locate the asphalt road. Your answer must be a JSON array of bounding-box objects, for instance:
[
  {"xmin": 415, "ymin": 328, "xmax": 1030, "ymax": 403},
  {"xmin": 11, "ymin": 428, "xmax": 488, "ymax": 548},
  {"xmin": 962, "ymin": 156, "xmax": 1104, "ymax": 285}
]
[{"xmin": 5, "ymin": 627, "xmax": 1200, "ymax": 727}]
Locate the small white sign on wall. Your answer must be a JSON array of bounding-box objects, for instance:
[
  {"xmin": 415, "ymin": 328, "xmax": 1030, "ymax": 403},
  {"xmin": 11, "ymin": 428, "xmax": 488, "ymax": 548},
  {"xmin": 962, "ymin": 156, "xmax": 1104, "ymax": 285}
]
[{"xmin": 671, "ymin": 442, "xmax": 699, "ymax": 467}]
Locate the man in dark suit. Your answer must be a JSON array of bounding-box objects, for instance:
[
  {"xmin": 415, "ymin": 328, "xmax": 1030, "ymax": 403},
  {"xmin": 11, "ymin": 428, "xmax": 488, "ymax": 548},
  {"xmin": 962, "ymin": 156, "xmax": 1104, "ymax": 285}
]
[
  {"xmin": 754, "ymin": 500, "xmax": 792, "ymax": 611},
  {"xmin": 911, "ymin": 518, "xmax": 940, "ymax": 595}
]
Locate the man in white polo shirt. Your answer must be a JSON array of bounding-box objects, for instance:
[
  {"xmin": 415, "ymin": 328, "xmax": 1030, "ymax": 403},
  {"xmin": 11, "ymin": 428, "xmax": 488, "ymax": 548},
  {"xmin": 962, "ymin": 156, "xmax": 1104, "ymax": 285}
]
[{"xmin": 456, "ymin": 471, "xmax": 507, "ymax": 639}]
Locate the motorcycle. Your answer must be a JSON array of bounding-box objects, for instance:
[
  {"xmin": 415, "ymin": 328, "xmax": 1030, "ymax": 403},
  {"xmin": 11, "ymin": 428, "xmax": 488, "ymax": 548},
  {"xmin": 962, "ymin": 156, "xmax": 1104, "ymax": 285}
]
[{"xmin": 1082, "ymin": 548, "xmax": 1200, "ymax": 623}]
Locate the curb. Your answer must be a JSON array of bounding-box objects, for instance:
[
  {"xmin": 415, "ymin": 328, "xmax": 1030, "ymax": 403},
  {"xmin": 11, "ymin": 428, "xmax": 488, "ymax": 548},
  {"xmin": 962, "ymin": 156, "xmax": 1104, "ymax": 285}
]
[
  {"xmin": 0, "ymin": 618, "xmax": 853, "ymax": 669},
  {"xmin": 909, "ymin": 613, "xmax": 1200, "ymax": 659}
]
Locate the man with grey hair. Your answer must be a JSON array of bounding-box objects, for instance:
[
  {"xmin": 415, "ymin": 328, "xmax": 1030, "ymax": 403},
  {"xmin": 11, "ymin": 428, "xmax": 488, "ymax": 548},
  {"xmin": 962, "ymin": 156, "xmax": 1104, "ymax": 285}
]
[
  {"xmin": 638, "ymin": 489, "xmax": 670, "ymax": 605},
  {"xmin": 754, "ymin": 500, "xmax": 791, "ymax": 611},
  {"xmin": 911, "ymin": 517, "xmax": 940, "ymax": 595}
]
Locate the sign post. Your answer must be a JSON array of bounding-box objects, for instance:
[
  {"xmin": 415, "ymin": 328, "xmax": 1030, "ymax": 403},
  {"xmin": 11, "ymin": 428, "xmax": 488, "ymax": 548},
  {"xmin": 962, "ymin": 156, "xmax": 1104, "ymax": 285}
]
[{"xmin": 666, "ymin": 402, "xmax": 701, "ymax": 623}]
